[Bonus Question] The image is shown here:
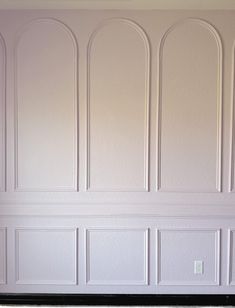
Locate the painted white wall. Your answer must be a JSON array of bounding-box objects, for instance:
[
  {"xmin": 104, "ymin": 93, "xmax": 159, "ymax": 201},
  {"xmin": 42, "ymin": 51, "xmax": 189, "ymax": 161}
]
[{"xmin": 0, "ymin": 9, "xmax": 235, "ymax": 294}]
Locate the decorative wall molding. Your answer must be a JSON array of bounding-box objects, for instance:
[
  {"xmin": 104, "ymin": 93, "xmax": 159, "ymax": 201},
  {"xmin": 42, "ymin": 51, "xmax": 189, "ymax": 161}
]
[
  {"xmin": 227, "ymin": 229, "xmax": 233, "ymax": 285},
  {"xmin": 15, "ymin": 228, "xmax": 77, "ymax": 285},
  {"xmin": 229, "ymin": 43, "xmax": 235, "ymax": 192},
  {"xmin": 0, "ymin": 34, "xmax": 6, "ymax": 192},
  {"xmin": 86, "ymin": 18, "xmax": 150, "ymax": 192},
  {"xmin": 226, "ymin": 229, "xmax": 235, "ymax": 285},
  {"xmin": 156, "ymin": 18, "xmax": 223, "ymax": 192},
  {"xmin": 85, "ymin": 228, "xmax": 149, "ymax": 285},
  {"xmin": 156, "ymin": 228, "xmax": 221, "ymax": 286},
  {"xmin": 0, "ymin": 9, "xmax": 233, "ymax": 296},
  {"xmin": 14, "ymin": 18, "xmax": 78, "ymax": 192},
  {"xmin": 0, "ymin": 228, "xmax": 7, "ymax": 285}
]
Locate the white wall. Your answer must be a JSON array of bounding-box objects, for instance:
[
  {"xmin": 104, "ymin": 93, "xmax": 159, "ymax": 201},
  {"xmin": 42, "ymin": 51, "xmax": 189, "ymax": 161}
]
[{"xmin": 0, "ymin": 9, "xmax": 235, "ymax": 294}]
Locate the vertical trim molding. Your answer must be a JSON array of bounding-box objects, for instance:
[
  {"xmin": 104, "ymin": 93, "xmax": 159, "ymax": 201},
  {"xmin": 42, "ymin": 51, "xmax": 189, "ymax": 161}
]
[
  {"xmin": 0, "ymin": 228, "xmax": 7, "ymax": 285},
  {"xmin": 229, "ymin": 43, "xmax": 235, "ymax": 192},
  {"xmin": 227, "ymin": 229, "xmax": 235, "ymax": 285},
  {"xmin": 0, "ymin": 34, "xmax": 6, "ymax": 192}
]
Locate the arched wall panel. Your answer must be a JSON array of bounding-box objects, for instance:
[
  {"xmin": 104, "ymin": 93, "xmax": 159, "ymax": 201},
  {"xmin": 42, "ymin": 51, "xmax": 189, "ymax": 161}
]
[
  {"xmin": 15, "ymin": 19, "xmax": 78, "ymax": 191},
  {"xmin": 87, "ymin": 19, "xmax": 150, "ymax": 192},
  {"xmin": 229, "ymin": 43, "xmax": 235, "ymax": 192},
  {"xmin": 157, "ymin": 19, "xmax": 222, "ymax": 192}
]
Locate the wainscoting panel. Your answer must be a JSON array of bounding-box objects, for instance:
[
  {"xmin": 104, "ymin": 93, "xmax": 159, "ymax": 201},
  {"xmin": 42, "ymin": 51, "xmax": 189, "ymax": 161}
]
[
  {"xmin": 0, "ymin": 9, "xmax": 235, "ymax": 295},
  {"xmin": 0, "ymin": 217, "xmax": 234, "ymax": 294},
  {"xmin": 15, "ymin": 19, "xmax": 78, "ymax": 191},
  {"xmin": 85, "ymin": 228, "xmax": 148, "ymax": 285},
  {"xmin": 15, "ymin": 228, "xmax": 77, "ymax": 285},
  {"xmin": 87, "ymin": 19, "xmax": 149, "ymax": 191},
  {"xmin": 157, "ymin": 19, "xmax": 222, "ymax": 192},
  {"xmin": 157, "ymin": 229, "xmax": 220, "ymax": 285}
]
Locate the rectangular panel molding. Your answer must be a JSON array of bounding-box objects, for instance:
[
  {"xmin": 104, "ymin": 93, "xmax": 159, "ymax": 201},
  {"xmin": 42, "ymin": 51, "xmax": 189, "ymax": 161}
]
[
  {"xmin": 0, "ymin": 228, "xmax": 6, "ymax": 284},
  {"xmin": 85, "ymin": 228, "xmax": 149, "ymax": 285},
  {"xmin": 227, "ymin": 229, "xmax": 235, "ymax": 285},
  {"xmin": 156, "ymin": 229, "xmax": 220, "ymax": 286},
  {"xmin": 15, "ymin": 228, "xmax": 77, "ymax": 285}
]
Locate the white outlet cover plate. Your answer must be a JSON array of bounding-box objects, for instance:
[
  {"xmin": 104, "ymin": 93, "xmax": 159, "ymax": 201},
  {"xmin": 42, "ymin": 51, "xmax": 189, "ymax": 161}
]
[{"xmin": 194, "ymin": 260, "xmax": 204, "ymax": 274}]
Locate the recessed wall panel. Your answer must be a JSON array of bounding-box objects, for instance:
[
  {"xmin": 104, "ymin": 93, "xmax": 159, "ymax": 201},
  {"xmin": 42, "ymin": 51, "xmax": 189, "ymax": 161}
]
[
  {"xmin": 0, "ymin": 36, "xmax": 5, "ymax": 192},
  {"xmin": 15, "ymin": 19, "xmax": 77, "ymax": 191},
  {"xmin": 157, "ymin": 229, "xmax": 220, "ymax": 285},
  {"xmin": 87, "ymin": 19, "xmax": 149, "ymax": 191},
  {"xmin": 86, "ymin": 229, "xmax": 148, "ymax": 285},
  {"xmin": 15, "ymin": 228, "xmax": 77, "ymax": 284},
  {"xmin": 0, "ymin": 228, "xmax": 6, "ymax": 284},
  {"xmin": 158, "ymin": 19, "xmax": 222, "ymax": 192}
]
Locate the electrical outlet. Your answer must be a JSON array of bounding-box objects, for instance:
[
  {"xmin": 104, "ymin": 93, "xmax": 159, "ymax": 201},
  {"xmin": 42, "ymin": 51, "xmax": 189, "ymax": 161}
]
[{"xmin": 194, "ymin": 260, "xmax": 204, "ymax": 274}]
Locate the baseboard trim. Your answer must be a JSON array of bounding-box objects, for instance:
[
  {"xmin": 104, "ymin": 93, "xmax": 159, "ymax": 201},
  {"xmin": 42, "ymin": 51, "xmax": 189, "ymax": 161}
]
[{"xmin": 0, "ymin": 294, "xmax": 235, "ymax": 306}]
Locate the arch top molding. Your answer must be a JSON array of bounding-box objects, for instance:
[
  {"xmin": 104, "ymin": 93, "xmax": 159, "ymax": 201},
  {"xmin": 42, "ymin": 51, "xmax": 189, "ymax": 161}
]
[
  {"xmin": 159, "ymin": 18, "xmax": 222, "ymax": 51},
  {"xmin": 14, "ymin": 17, "xmax": 78, "ymax": 52},
  {"xmin": 87, "ymin": 18, "xmax": 150, "ymax": 56}
]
